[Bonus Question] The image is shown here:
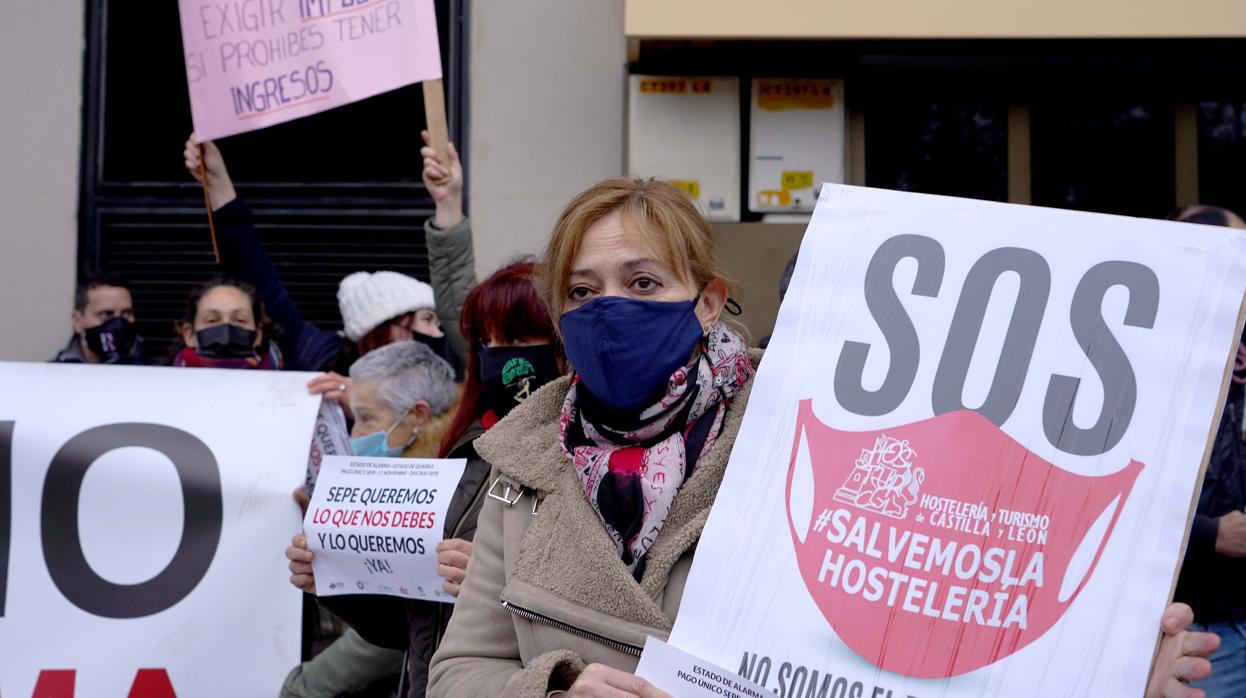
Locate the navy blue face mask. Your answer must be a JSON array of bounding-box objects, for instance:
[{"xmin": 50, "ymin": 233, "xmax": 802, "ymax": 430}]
[{"xmin": 560, "ymin": 296, "xmax": 704, "ymax": 410}]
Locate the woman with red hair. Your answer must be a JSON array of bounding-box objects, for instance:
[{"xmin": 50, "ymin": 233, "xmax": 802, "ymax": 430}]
[
  {"xmin": 443, "ymin": 259, "xmax": 562, "ymax": 445},
  {"xmin": 432, "ymin": 257, "xmax": 563, "ymax": 607},
  {"xmin": 287, "ymin": 258, "xmax": 562, "ymax": 698}
]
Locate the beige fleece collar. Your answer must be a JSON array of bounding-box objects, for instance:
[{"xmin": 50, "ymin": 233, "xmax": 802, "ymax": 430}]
[{"xmin": 477, "ymin": 350, "xmax": 764, "ymax": 629}]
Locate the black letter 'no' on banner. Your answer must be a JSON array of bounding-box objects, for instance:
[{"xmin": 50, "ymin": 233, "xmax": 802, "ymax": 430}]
[{"xmin": 41, "ymin": 423, "xmax": 223, "ymax": 619}]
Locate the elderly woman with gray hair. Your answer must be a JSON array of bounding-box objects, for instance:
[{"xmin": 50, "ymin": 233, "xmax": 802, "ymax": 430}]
[
  {"xmin": 346, "ymin": 340, "xmax": 460, "ymax": 459},
  {"xmin": 283, "ymin": 340, "xmax": 480, "ymax": 698}
]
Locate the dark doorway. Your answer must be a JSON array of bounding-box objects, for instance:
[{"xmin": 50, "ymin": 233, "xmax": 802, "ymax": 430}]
[{"xmin": 79, "ymin": 0, "xmax": 468, "ymax": 359}]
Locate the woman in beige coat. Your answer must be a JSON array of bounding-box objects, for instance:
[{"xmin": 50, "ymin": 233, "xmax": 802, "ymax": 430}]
[{"xmin": 427, "ymin": 178, "xmax": 1218, "ymax": 698}]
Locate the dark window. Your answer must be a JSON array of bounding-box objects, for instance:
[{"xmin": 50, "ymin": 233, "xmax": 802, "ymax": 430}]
[
  {"xmin": 99, "ymin": 0, "xmax": 438, "ymax": 186},
  {"xmin": 80, "ymin": 0, "xmax": 467, "ymax": 360},
  {"xmin": 1031, "ymin": 100, "xmax": 1173, "ymax": 218},
  {"xmin": 1198, "ymin": 100, "xmax": 1246, "ymax": 217},
  {"xmin": 865, "ymin": 99, "xmax": 1008, "ymax": 202}
]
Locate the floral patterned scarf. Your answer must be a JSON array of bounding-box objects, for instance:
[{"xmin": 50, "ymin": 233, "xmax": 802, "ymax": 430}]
[{"xmin": 560, "ymin": 322, "xmax": 752, "ymax": 575}]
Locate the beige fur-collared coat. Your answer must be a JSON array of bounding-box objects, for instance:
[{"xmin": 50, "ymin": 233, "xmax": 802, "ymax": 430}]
[{"xmin": 427, "ymin": 350, "xmax": 763, "ymax": 697}]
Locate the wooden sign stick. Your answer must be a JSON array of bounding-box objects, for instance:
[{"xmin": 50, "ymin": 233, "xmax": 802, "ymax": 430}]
[
  {"xmin": 1148, "ymin": 288, "xmax": 1246, "ymax": 676},
  {"xmin": 422, "ymin": 78, "xmax": 453, "ymax": 185},
  {"xmin": 198, "ymin": 144, "xmax": 221, "ymax": 263}
]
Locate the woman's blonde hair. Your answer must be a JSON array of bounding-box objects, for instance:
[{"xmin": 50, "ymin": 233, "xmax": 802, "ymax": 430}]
[{"xmin": 541, "ymin": 177, "xmax": 733, "ymax": 317}]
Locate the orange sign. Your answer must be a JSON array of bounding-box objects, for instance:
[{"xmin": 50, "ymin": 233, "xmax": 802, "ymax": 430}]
[{"xmin": 758, "ymin": 79, "xmax": 837, "ymax": 110}]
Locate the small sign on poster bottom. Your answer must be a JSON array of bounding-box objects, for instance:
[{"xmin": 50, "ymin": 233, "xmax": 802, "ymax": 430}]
[{"xmin": 635, "ymin": 637, "xmax": 769, "ymax": 698}]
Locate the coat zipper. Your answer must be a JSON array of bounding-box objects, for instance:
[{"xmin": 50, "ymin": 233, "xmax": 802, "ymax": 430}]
[{"xmin": 503, "ymin": 601, "xmax": 644, "ymax": 657}]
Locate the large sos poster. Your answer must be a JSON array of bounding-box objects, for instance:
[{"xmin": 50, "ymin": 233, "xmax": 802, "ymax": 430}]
[{"xmin": 671, "ymin": 186, "xmax": 1246, "ymax": 697}]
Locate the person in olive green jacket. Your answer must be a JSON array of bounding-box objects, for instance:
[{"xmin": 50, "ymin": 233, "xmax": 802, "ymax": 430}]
[{"xmin": 421, "ymin": 132, "xmax": 476, "ymax": 365}]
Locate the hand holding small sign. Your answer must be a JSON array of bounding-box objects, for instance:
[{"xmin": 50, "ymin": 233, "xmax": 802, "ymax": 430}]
[
  {"xmin": 307, "ymin": 372, "xmax": 353, "ymax": 415},
  {"xmin": 287, "ymin": 533, "xmax": 316, "ymax": 595},
  {"xmin": 287, "ymin": 533, "xmax": 474, "ymax": 598},
  {"xmin": 183, "ymin": 134, "xmax": 236, "ymax": 212},
  {"xmin": 421, "ymin": 130, "xmax": 464, "ymax": 229},
  {"xmin": 558, "ymin": 664, "xmax": 671, "ymax": 698},
  {"xmin": 435, "ymin": 538, "xmax": 472, "ymax": 597}
]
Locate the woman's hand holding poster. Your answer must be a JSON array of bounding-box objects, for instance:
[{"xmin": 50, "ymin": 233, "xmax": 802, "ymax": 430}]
[{"xmin": 669, "ymin": 186, "xmax": 1246, "ymax": 697}]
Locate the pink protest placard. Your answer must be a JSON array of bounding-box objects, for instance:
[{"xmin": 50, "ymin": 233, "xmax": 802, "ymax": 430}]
[{"xmin": 179, "ymin": 0, "xmax": 442, "ymax": 142}]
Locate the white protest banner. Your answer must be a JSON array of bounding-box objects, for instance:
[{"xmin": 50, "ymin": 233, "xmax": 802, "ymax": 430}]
[
  {"xmin": 178, "ymin": 0, "xmax": 442, "ymax": 141},
  {"xmin": 635, "ymin": 637, "xmax": 769, "ymax": 698},
  {"xmin": 306, "ymin": 454, "xmax": 465, "ymax": 602},
  {"xmin": 0, "ymin": 362, "xmax": 320, "ymax": 697},
  {"xmin": 670, "ymin": 186, "xmax": 1246, "ymax": 697}
]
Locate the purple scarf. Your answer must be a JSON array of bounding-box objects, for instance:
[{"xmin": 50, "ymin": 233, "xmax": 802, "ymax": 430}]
[{"xmin": 173, "ymin": 343, "xmax": 283, "ymax": 370}]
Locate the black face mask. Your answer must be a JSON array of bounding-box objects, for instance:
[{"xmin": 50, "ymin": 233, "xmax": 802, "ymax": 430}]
[
  {"xmin": 413, "ymin": 332, "xmax": 464, "ymax": 382},
  {"xmin": 195, "ymin": 324, "xmax": 258, "ymax": 359},
  {"xmin": 478, "ymin": 345, "xmax": 561, "ymax": 419},
  {"xmin": 83, "ymin": 317, "xmax": 140, "ymax": 363}
]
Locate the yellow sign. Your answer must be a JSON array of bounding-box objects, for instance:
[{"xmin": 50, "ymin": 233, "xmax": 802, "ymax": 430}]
[
  {"xmin": 757, "ymin": 190, "xmax": 793, "ymax": 207},
  {"xmin": 781, "ymin": 170, "xmax": 815, "ymax": 191},
  {"xmin": 758, "ymin": 80, "xmax": 836, "ymax": 111},
  {"xmin": 669, "ymin": 179, "xmax": 701, "ymax": 198}
]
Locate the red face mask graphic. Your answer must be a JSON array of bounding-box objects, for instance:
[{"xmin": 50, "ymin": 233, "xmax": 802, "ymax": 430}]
[{"xmin": 785, "ymin": 400, "xmax": 1143, "ymax": 678}]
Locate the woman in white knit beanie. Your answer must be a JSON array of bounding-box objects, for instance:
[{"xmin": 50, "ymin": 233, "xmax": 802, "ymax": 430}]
[
  {"xmin": 338, "ymin": 271, "xmax": 436, "ymax": 348},
  {"xmin": 336, "ymin": 270, "xmax": 463, "ymax": 381}
]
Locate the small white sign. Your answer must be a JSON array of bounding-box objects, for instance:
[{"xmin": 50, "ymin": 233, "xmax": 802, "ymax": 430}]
[
  {"xmin": 305, "ymin": 455, "xmax": 466, "ymax": 603},
  {"xmin": 635, "ymin": 637, "xmax": 769, "ymax": 698}
]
